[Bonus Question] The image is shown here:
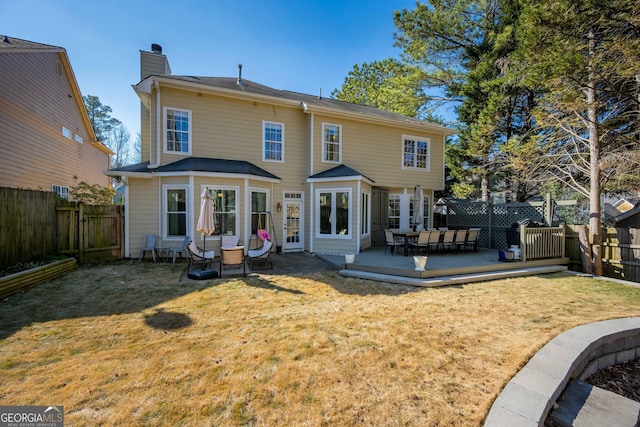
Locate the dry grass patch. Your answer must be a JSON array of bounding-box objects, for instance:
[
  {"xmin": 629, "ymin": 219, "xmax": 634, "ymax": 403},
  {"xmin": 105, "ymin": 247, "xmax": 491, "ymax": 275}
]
[{"xmin": 1, "ymin": 261, "xmax": 640, "ymax": 426}]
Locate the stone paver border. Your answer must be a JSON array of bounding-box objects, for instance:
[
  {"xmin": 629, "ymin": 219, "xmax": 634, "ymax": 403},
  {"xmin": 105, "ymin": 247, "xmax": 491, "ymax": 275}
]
[{"xmin": 484, "ymin": 316, "xmax": 640, "ymax": 426}]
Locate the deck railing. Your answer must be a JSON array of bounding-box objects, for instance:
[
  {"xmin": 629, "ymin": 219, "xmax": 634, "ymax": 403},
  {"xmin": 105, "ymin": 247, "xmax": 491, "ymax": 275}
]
[{"xmin": 520, "ymin": 224, "xmax": 565, "ymax": 262}]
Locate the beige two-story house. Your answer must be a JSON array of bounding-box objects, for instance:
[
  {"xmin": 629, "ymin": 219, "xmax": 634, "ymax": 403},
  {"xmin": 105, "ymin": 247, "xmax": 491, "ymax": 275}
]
[
  {"xmin": 0, "ymin": 35, "xmax": 112, "ymax": 197},
  {"xmin": 107, "ymin": 44, "xmax": 456, "ymax": 258}
]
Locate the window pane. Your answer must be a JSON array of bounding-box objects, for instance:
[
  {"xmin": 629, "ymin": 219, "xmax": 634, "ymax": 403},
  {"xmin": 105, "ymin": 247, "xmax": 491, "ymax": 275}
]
[
  {"xmin": 264, "ymin": 122, "xmax": 283, "ymax": 161},
  {"xmin": 389, "ymin": 195, "xmax": 400, "ymax": 229},
  {"xmin": 336, "ymin": 192, "xmax": 349, "ymax": 235},
  {"xmin": 319, "ymin": 192, "xmax": 332, "ymax": 234},
  {"xmin": 166, "ymin": 109, "xmax": 190, "ymax": 153},
  {"xmin": 403, "ymin": 140, "xmax": 415, "ymax": 167},
  {"xmin": 210, "ymin": 188, "xmax": 236, "ymax": 235},
  {"xmin": 323, "ymin": 124, "xmax": 341, "ymax": 162},
  {"xmin": 166, "ymin": 189, "xmax": 187, "ymax": 237},
  {"xmin": 251, "ymin": 191, "xmax": 268, "ymax": 233}
]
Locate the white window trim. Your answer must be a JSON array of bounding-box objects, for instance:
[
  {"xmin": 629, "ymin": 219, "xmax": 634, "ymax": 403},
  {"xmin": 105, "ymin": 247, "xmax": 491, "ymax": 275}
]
[
  {"xmin": 315, "ymin": 187, "xmax": 352, "ymax": 239},
  {"xmin": 74, "ymin": 134, "xmax": 83, "ymax": 143},
  {"xmin": 202, "ymin": 184, "xmax": 240, "ymax": 239},
  {"xmin": 163, "ymin": 107, "xmax": 192, "ymax": 155},
  {"xmin": 249, "ymin": 187, "xmax": 270, "ymax": 234},
  {"xmin": 163, "ymin": 184, "xmax": 188, "ymax": 240},
  {"xmin": 262, "ymin": 121, "xmax": 285, "ymax": 163},
  {"xmin": 321, "ymin": 122, "xmax": 342, "ymax": 164},
  {"xmin": 401, "ymin": 134, "xmax": 431, "ymax": 171},
  {"xmin": 62, "ymin": 126, "xmax": 72, "ymax": 139}
]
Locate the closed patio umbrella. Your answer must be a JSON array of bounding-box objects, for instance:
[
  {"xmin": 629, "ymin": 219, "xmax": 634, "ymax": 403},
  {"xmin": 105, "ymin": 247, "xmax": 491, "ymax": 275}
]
[
  {"xmin": 413, "ymin": 185, "xmax": 423, "ymax": 231},
  {"xmin": 197, "ymin": 189, "xmax": 215, "ymax": 269}
]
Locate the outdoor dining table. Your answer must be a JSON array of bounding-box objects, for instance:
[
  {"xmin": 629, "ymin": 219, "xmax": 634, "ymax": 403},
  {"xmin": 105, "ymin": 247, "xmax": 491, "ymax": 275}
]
[{"xmin": 392, "ymin": 231, "xmax": 420, "ymax": 256}]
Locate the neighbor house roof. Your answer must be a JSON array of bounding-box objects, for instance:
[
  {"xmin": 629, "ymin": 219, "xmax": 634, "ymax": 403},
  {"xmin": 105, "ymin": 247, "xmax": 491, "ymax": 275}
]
[
  {"xmin": 134, "ymin": 75, "xmax": 457, "ymax": 136},
  {"xmin": 0, "ymin": 35, "xmax": 64, "ymax": 52},
  {"xmin": 107, "ymin": 157, "xmax": 280, "ymax": 181},
  {"xmin": 1, "ymin": 35, "xmax": 111, "ymax": 155},
  {"xmin": 307, "ymin": 164, "xmax": 374, "ymax": 184}
]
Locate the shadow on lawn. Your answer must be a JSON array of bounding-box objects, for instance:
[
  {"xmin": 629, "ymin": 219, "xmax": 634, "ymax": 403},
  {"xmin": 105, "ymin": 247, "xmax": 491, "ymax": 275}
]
[
  {"xmin": 0, "ymin": 260, "xmax": 217, "ymax": 340},
  {"xmin": 0, "ymin": 254, "xmax": 429, "ymax": 340}
]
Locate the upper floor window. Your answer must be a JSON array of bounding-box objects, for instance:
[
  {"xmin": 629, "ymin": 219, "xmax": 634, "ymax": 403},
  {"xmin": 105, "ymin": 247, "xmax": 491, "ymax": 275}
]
[
  {"xmin": 402, "ymin": 135, "xmax": 430, "ymax": 170},
  {"xmin": 263, "ymin": 121, "xmax": 284, "ymax": 162},
  {"xmin": 322, "ymin": 123, "xmax": 341, "ymax": 163},
  {"xmin": 52, "ymin": 184, "xmax": 69, "ymax": 200},
  {"xmin": 62, "ymin": 126, "xmax": 72, "ymax": 139},
  {"xmin": 164, "ymin": 107, "xmax": 191, "ymax": 154},
  {"xmin": 74, "ymin": 134, "xmax": 83, "ymax": 143}
]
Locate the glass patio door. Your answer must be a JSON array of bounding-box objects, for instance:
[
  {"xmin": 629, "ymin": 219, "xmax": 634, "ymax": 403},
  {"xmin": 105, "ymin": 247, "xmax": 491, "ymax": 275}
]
[{"xmin": 283, "ymin": 200, "xmax": 303, "ymax": 252}]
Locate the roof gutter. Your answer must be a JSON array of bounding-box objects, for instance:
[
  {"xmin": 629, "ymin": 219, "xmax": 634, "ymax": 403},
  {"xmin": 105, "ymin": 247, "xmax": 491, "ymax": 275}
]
[{"xmin": 148, "ymin": 79, "xmax": 161, "ymax": 169}]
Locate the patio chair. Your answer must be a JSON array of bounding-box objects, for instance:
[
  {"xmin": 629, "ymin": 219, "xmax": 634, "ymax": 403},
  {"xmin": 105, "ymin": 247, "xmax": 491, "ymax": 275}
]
[
  {"xmin": 246, "ymin": 239, "xmax": 273, "ymax": 270},
  {"xmin": 220, "ymin": 245, "xmax": 246, "ymax": 277},
  {"xmin": 409, "ymin": 230, "xmax": 430, "ymax": 254},
  {"xmin": 441, "ymin": 230, "xmax": 456, "ymax": 252},
  {"xmin": 383, "ymin": 229, "xmax": 402, "ymax": 255},
  {"xmin": 164, "ymin": 235, "xmax": 191, "ymax": 263},
  {"xmin": 187, "ymin": 241, "xmax": 215, "ymax": 271},
  {"xmin": 465, "ymin": 228, "xmax": 480, "ymax": 252},
  {"xmin": 138, "ymin": 234, "xmax": 158, "ymax": 262},
  {"xmin": 427, "ymin": 229, "xmax": 441, "ymax": 253},
  {"xmin": 453, "ymin": 229, "xmax": 468, "ymax": 251}
]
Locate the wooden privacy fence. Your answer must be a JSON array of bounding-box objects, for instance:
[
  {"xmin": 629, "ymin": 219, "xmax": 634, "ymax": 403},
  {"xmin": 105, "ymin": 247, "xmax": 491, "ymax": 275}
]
[
  {"xmin": 0, "ymin": 188, "xmax": 57, "ymax": 269},
  {"xmin": 57, "ymin": 203, "xmax": 124, "ymax": 264},
  {"xmin": 565, "ymin": 225, "xmax": 640, "ymax": 282},
  {"xmin": 0, "ymin": 187, "xmax": 124, "ymax": 268}
]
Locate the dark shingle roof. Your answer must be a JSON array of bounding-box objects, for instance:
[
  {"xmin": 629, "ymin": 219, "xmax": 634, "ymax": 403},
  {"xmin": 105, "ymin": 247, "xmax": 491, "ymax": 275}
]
[
  {"xmin": 154, "ymin": 75, "xmax": 455, "ymax": 133},
  {"xmin": 308, "ymin": 164, "xmax": 374, "ymax": 183},
  {"xmin": 109, "ymin": 157, "xmax": 279, "ymax": 180}
]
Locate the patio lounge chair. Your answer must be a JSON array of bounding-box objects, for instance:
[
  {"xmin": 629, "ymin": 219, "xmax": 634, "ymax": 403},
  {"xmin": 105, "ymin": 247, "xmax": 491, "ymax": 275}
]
[
  {"xmin": 139, "ymin": 234, "xmax": 158, "ymax": 262},
  {"xmin": 164, "ymin": 235, "xmax": 191, "ymax": 263},
  {"xmin": 187, "ymin": 241, "xmax": 215, "ymax": 271},
  {"xmin": 454, "ymin": 229, "xmax": 468, "ymax": 251},
  {"xmin": 409, "ymin": 230, "xmax": 430, "ymax": 254},
  {"xmin": 246, "ymin": 239, "xmax": 273, "ymax": 270},
  {"xmin": 220, "ymin": 245, "xmax": 246, "ymax": 277}
]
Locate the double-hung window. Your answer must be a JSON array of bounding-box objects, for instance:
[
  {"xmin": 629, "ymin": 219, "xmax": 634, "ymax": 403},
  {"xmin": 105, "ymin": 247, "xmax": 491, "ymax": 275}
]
[
  {"xmin": 263, "ymin": 121, "xmax": 284, "ymax": 162},
  {"xmin": 209, "ymin": 187, "xmax": 237, "ymax": 235},
  {"xmin": 402, "ymin": 135, "xmax": 430, "ymax": 170},
  {"xmin": 164, "ymin": 107, "xmax": 191, "ymax": 154},
  {"xmin": 317, "ymin": 189, "xmax": 350, "ymax": 238},
  {"xmin": 164, "ymin": 186, "xmax": 187, "ymax": 238},
  {"xmin": 251, "ymin": 189, "xmax": 268, "ymax": 234},
  {"xmin": 322, "ymin": 123, "xmax": 341, "ymax": 163},
  {"xmin": 52, "ymin": 184, "xmax": 69, "ymax": 200}
]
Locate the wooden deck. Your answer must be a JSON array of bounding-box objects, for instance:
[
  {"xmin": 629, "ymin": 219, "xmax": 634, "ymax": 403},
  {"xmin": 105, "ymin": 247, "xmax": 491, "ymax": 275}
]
[{"xmin": 318, "ymin": 247, "xmax": 570, "ymax": 282}]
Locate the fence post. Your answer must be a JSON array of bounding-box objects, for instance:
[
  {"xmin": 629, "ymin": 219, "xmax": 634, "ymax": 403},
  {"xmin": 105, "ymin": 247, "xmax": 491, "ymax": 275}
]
[
  {"xmin": 488, "ymin": 200, "xmax": 493, "ymax": 249},
  {"xmin": 78, "ymin": 203, "xmax": 85, "ymax": 264},
  {"xmin": 520, "ymin": 224, "xmax": 527, "ymax": 262}
]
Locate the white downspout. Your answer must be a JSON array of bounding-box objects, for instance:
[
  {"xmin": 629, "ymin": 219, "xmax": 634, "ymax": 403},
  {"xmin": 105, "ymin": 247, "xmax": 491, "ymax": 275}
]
[
  {"xmin": 148, "ymin": 80, "xmax": 161, "ymax": 169},
  {"xmin": 309, "ymin": 112, "xmax": 314, "ymax": 253}
]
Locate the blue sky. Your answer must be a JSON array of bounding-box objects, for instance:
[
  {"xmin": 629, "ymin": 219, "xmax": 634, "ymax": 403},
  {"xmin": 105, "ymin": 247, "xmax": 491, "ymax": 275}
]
[{"xmin": 3, "ymin": 0, "xmax": 427, "ymax": 139}]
